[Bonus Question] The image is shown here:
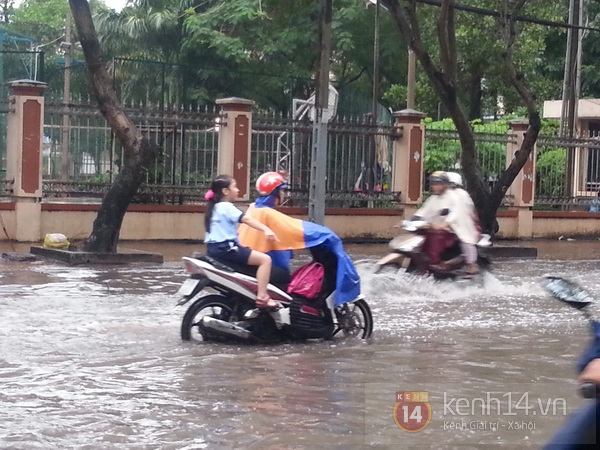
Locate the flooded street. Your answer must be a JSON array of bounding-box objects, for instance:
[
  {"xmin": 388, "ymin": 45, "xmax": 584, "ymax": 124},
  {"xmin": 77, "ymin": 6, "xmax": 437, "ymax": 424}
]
[{"xmin": 1, "ymin": 239, "xmax": 600, "ymax": 449}]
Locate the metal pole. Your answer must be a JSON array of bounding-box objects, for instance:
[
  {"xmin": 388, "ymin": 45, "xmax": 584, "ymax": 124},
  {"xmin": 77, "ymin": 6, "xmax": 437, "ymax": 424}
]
[
  {"xmin": 309, "ymin": 0, "xmax": 332, "ymax": 224},
  {"xmin": 562, "ymin": 0, "xmax": 581, "ymax": 197},
  {"xmin": 372, "ymin": 0, "xmax": 380, "ymax": 121},
  {"xmin": 406, "ymin": 0, "xmax": 417, "ymax": 109},
  {"xmin": 60, "ymin": 16, "xmax": 72, "ymax": 181},
  {"xmin": 407, "ymin": 49, "xmax": 416, "ymax": 109}
]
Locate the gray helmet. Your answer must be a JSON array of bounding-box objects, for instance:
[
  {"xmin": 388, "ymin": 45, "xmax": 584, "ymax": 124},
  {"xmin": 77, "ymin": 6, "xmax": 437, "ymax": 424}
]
[{"xmin": 429, "ymin": 171, "xmax": 449, "ymax": 183}]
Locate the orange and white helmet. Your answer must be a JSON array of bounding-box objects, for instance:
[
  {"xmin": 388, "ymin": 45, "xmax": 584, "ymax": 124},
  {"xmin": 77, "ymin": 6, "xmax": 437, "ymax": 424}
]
[{"xmin": 256, "ymin": 172, "xmax": 288, "ymax": 195}]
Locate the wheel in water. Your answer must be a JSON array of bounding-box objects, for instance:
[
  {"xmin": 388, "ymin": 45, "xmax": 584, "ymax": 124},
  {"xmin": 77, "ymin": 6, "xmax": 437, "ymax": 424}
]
[
  {"xmin": 333, "ymin": 299, "xmax": 373, "ymax": 339},
  {"xmin": 180, "ymin": 295, "xmax": 237, "ymax": 342}
]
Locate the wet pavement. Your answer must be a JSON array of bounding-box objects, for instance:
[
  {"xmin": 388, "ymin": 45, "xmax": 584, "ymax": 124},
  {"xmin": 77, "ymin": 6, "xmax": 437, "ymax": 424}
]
[{"xmin": 1, "ymin": 239, "xmax": 600, "ymax": 449}]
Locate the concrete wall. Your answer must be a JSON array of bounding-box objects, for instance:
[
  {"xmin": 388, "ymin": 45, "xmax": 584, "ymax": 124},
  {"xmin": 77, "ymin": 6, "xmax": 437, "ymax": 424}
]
[
  {"xmin": 28, "ymin": 205, "xmax": 403, "ymax": 242},
  {"xmin": 2, "ymin": 203, "xmax": 600, "ymax": 242}
]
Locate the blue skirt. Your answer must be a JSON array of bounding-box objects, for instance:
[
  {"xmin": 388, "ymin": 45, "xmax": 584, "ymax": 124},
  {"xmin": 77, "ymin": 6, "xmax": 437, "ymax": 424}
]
[{"xmin": 206, "ymin": 240, "xmax": 252, "ymax": 266}]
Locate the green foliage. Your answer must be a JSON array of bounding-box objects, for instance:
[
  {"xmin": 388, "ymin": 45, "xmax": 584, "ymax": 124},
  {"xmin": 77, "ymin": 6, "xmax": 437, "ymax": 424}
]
[
  {"xmin": 8, "ymin": 0, "xmax": 600, "ymax": 120},
  {"xmin": 541, "ymin": 118, "xmax": 560, "ymax": 136},
  {"xmin": 7, "ymin": 0, "xmax": 70, "ymax": 42},
  {"xmin": 423, "ymin": 117, "xmax": 509, "ymax": 180},
  {"xmin": 382, "ymin": 84, "xmax": 407, "ymax": 111},
  {"xmin": 536, "ymin": 148, "xmax": 566, "ymax": 197}
]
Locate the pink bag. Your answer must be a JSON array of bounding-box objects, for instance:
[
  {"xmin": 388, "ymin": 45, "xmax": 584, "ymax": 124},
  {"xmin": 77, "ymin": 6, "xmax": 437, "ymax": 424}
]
[{"xmin": 287, "ymin": 262, "xmax": 325, "ymax": 299}]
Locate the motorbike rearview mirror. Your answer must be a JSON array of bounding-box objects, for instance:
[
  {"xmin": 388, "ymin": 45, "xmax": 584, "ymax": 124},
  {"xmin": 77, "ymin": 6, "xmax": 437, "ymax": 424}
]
[
  {"xmin": 579, "ymin": 381, "xmax": 600, "ymax": 399},
  {"xmin": 541, "ymin": 276, "xmax": 594, "ymax": 312}
]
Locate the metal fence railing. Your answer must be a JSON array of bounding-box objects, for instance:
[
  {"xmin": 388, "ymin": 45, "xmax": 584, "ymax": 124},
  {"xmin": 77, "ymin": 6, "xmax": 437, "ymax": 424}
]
[
  {"xmin": 9, "ymin": 90, "xmax": 600, "ymax": 211},
  {"xmin": 0, "ymin": 96, "xmax": 403, "ymax": 207},
  {"xmin": 535, "ymin": 133, "xmax": 600, "ymax": 209},
  {"xmin": 252, "ymin": 113, "xmax": 401, "ymax": 207},
  {"xmin": 41, "ymin": 101, "xmax": 220, "ymax": 203}
]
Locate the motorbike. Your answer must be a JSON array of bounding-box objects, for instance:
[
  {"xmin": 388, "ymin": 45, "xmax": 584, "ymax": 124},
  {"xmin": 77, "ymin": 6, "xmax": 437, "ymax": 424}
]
[
  {"xmin": 175, "ymin": 246, "xmax": 373, "ymax": 344},
  {"xmin": 541, "ymin": 276, "xmax": 600, "ymax": 448},
  {"xmin": 375, "ymin": 214, "xmax": 492, "ymax": 280}
]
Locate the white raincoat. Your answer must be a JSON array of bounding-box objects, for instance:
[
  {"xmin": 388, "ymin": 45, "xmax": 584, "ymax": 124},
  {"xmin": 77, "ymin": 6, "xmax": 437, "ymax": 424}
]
[
  {"xmin": 415, "ymin": 187, "xmax": 480, "ymax": 245},
  {"xmin": 415, "ymin": 189, "xmax": 455, "ymax": 226},
  {"xmin": 446, "ymin": 188, "xmax": 480, "ymax": 245}
]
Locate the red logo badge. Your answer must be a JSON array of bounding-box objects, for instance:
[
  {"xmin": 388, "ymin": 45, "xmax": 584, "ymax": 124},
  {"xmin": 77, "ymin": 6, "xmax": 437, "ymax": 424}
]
[{"xmin": 393, "ymin": 391, "xmax": 432, "ymax": 432}]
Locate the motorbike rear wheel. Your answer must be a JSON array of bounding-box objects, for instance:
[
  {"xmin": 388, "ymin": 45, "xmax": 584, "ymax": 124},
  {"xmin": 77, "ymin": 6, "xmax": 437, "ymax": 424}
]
[
  {"xmin": 332, "ymin": 299, "xmax": 373, "ymax": 339},
  {"xmin": 181, "ymin": 295, "xmax": 238, "ymax": 342}
]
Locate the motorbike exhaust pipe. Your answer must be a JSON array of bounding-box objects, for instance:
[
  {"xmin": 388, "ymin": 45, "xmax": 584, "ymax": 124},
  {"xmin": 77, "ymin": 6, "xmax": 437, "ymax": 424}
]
[{"xmin": 199, "ymin": 316, "xmax": 252, "ymax": 340}]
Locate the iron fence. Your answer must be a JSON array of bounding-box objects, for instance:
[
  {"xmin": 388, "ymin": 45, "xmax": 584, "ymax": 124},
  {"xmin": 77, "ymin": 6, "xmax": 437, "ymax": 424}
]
[
  {"xmin": 535, "ymin": 133, "xmax": 600, "ymax": 209},
  {"xmin": 252, "ymin": 113, "xmax": 401, "ymax": 207},
  {"xmin": 42, "ymin": 101, "xmax": 220, "ymax": 203},
  {"xmin": 1, "ymin": 94, "xmax": 402, "ymax": 206},
  {"xmin": 9, "ymin": 89, "xmax": 600, "ymax": 211}
]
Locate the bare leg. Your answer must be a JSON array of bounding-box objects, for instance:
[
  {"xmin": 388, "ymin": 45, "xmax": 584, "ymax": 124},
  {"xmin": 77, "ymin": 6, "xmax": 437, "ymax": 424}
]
[{"xmin": 247, "ymin": 250, "xmax": 278, "ymax": 307}]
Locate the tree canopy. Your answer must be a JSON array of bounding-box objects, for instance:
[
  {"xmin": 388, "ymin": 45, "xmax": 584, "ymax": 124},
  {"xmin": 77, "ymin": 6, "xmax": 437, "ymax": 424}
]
[{"xmin": 6, "ymin": 0, "xmax": 600, "ymax": 119}]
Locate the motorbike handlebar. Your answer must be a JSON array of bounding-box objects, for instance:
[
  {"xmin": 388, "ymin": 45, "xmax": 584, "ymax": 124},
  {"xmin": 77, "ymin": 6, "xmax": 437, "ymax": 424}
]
[{"xmin": 579, "ymin": 382, "xmax": 600, "ymax": 399}]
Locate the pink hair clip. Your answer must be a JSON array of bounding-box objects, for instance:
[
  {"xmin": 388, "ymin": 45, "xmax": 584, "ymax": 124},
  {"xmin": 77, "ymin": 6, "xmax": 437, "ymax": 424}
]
[{"xmin": 204, "ymin": 189, "xmax": 215, "ymax": 200}]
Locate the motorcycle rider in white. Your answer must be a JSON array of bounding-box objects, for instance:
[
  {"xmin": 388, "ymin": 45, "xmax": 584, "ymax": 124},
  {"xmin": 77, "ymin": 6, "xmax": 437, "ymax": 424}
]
[
  {"xmin": 445, "ymin": 171, "xmax": 481, "ymax": 278},
  {"xmin": 412, "ymin": 171, "xmax": 457, "ymax": 271}
]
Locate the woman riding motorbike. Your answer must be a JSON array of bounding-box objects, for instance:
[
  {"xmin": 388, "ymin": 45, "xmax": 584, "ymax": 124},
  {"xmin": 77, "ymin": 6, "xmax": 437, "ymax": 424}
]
[
  {"xmin": 250, "ymin": 171, "xmax": 293, "ymax": 272},
  {"xmin": 238, "ymin": 172, "xmax": 361, "ymax": 306},
  {"xmin": 411, "ymin": 171, "xmax": 457, "ymax": 273}
]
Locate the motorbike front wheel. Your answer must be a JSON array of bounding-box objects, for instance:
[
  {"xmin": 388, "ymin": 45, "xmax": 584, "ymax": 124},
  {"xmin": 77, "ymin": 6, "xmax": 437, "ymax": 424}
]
[
  {"xmin": 333, "ymin": 299, "xmax": 373, "ymax": 339},
  {"xmin": 181, "ymin": 295, "xmax": 238, "ymax": 342}
]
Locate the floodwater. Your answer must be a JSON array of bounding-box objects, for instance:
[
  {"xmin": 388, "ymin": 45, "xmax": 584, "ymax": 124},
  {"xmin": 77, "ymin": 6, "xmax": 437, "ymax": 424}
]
[{"xmin": 1, "ymin": 239, "xmax": 600, "ymax": 449}]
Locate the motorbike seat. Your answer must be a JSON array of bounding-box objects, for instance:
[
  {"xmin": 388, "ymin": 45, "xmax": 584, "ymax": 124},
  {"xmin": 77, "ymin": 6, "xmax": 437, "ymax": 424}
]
[
  {"xmin": 192, "ymin": 253, "xmax": 235, "ymax": 272},
  {"xmin": 191, "ymin": 252, "xmax": 291, "ymax": 290}
]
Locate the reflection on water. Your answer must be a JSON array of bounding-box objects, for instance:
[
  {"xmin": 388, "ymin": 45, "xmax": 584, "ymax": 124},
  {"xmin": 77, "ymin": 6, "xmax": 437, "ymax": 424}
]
[{"xmin": 1, "ymin": 240, "xmax": 600, "ymax": 448}]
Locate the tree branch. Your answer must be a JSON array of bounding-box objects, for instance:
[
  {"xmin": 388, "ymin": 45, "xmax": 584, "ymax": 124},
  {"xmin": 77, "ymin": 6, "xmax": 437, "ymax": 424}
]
[{"xmin": 490, "ymin": 0, "xmax": 540, "ymax": 210}]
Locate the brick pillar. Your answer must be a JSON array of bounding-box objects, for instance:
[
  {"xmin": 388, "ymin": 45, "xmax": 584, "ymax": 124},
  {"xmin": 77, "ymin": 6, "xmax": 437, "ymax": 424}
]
[
  {"xmin": 391, "ymin": 109, "xmax": 427, "ymax": 218},
  {"xmin": 215, "ymin": 97, "xmax": 255, "ymax": 201},
  {"xmin": 506, "ymin": 119, "xmax": 536, "ymax": 238},
  {"xmin": 6, "ymin": 80, "xmax": 47, "ymax": 241}
]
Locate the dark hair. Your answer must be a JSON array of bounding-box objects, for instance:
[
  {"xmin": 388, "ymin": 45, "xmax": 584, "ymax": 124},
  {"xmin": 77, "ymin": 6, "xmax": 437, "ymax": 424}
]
[{"xmin": 204, "ymin": 174, "xmax": 234, "ymax": 233}]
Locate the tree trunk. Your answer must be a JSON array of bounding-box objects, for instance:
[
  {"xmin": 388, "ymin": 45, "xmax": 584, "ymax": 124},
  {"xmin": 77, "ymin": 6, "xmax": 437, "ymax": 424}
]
[
  {"xmin": 69, "ymin": 0, "xmax": 156, "ymax": 252},
  {"xmin": 381, "ymin": 0, "xmax": 540, "ymax": 236},
  {"xmin": 467, "ymin": 64, "xmax": 483, "ymax": 121}
]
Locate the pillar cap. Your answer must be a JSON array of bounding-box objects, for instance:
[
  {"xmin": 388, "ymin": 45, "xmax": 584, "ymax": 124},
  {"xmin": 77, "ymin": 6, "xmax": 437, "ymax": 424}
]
[
  {"xmin": 7, "ymin": 79, "xmax": 48, "ymax": 88},
  {"xmin": 507, "ymin": 118, "xmax": 529, "ymax": 130},
  {"xmin": 393, "ymin": 109, "xmax": 426, "ymax": 124},
  {"xmin": 392, "ymin": 108, "xmax": 426, "ymax": 119},
  {"xmin": 216, "ymin": 97, "xmax": 255, "ymax": 112},
  {"xmin": 7, "ymin": 79, "xmax": 48, "ymax": 97},
  {"xmin": 216, "ymin": 97, "xmax": 256, "ymax": 106}
]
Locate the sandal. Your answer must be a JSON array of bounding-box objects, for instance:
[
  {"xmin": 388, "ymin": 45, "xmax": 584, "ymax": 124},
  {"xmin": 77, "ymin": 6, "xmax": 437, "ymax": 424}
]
[
  {"xmin": 461, "ymin": 264, "xmax": 479, "ymax": 279},
  {"xmin": 461, "ymin": 270, "xmax": 479, "ymax": 280}
]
